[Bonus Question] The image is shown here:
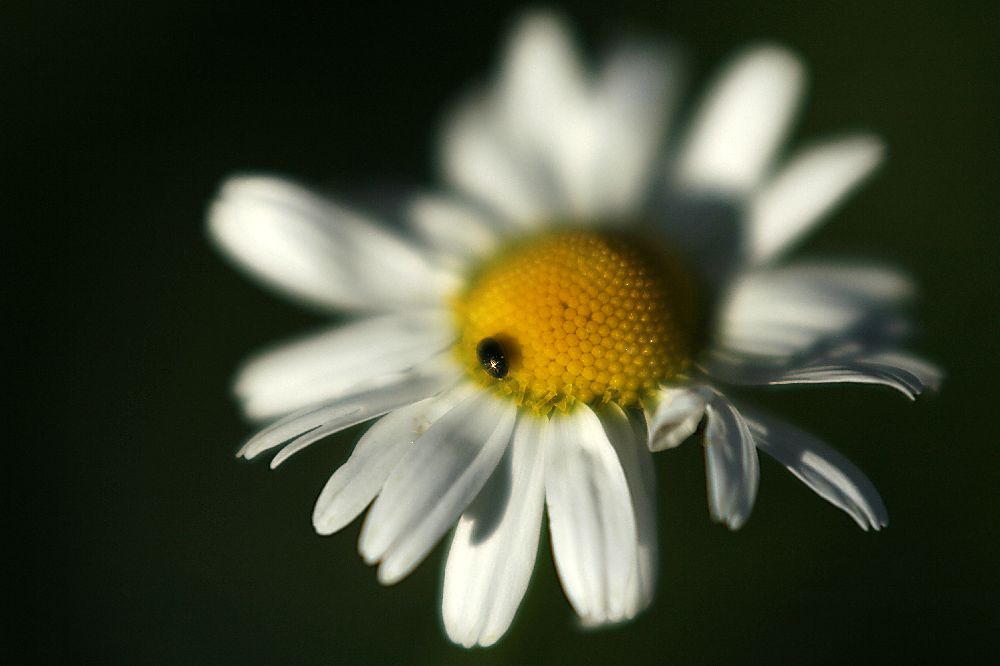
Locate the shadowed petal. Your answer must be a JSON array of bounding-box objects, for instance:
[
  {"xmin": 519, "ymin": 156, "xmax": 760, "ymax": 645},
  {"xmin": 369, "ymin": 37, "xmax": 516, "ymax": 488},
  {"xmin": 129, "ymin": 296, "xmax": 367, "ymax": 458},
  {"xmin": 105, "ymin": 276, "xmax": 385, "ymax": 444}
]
[
  {"xmin": 760, "ymin": 350, "xmax": 942, "ymax": 400},
  {"xmin": 586, "ymin": 41, "xmax": 681, "ymax": 216},
  {"xmin": 407, "ymin": 195, "xmax": 506, "ymax": 263},
  {"xmin": 646, "ymin": 385, "xmax": 708, "ymax": 451},
  {"xmin": 704, "ymin": 391, "xmax": 759, "ymax": 530},
  {"xmin": 439, "ymin": 90, "xmax": 552, "ymax": 224},
  {"xmin": 359, "ymin": 389, "xmax": 517, "ymax": 585},
  {"xmin": 710, "ymin": 262, "xmax": 914, "ymax": 364},
  {"xmin": 495, "ymin": 10, "xmax": 590, "ymax": 216},
  {"xmin": 312, "ymin": 392, "xmax": 465, "ymax": 536},
  {"xmin": 744, "ymin": 409, "xmax": 888, "ymax": 530}
]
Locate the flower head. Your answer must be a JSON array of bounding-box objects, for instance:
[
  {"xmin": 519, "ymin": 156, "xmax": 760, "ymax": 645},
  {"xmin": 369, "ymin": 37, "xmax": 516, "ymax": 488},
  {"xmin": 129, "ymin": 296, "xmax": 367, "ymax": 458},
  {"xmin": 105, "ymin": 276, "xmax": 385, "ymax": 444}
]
[{"xmin": 209, "ymin": 11, "xmax": 940, "ymax": 648}]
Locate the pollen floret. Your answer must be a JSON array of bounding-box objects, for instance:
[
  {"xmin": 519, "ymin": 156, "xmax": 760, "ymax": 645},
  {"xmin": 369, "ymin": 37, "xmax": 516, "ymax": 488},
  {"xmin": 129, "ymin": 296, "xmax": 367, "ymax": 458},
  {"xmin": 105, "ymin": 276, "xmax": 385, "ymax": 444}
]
[{"xmin": 454, "ymin": 229, "xmax": 697, "ymax": 413}]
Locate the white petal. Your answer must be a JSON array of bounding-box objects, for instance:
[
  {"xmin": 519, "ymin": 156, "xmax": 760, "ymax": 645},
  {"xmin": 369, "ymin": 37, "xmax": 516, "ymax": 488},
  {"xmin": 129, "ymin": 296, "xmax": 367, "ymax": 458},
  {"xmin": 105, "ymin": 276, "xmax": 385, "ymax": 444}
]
[
  {"xmin": 703, "ymin": 391, "xmax": 759, "ymax": 530},
  {"xmin": 359, "ymin": 389, "xmax": 517, "ymax": 585},
  {"xmin": 545, "ymin": 406, "xmax": 638, "ymax": 624},
  {"xmin": 588, "ymin": 42, "xmax": 680, "ymax": 215},
  {"xmin": 312, "ymin": 393, "xmax": 462, "ymax": 536},
  {"xmin": 442, "ymin": 415, "xmax": 547, "ymax": 648},
  {"xmin": 744, "ymin": 410, "xmax": 888, "ymax": 530},
  {"xmin": 711, "ymin": 262, "xmax": 914, "ymax": 364},
  {"xmin": 438, "ymin": 91, "xmax": 550, "ymax": 224},
  {"xmin": 595, "ymin": 404, "xmax": 658, "ymax": 618},
  {"xmin": 208, "ymin": 175, "xmax": 457, "ymax": 312},
  {"xmin": 496, "ymin": 11, "xmax": 591, "ymax": 216},
  {"xmin": 407, "ymin": 195, "xmax": 505, "ymax": 263},
  {"xmin": 646, "ymin": 385, "xmax": 708, "ymax": 451},
  {"xmin": 235, "ymin": 310, "xmax": 454, "ymax": 421},
  {"xmin": 498, "ymin": 12, "xmax": 586, "ymax": 129},
  {"xmin": 749, "ymin": 135, "xmax": 884, "ymax": 263},
  {"xmin": 236, "ymin": 356, "xmax": 460, "ymax": 463},
  {"xmin": 761, "ymin": 350, "xmax": 943, "ymax": 400},
  {"xmin": 675, "ymin": 46, "xmax": 805, "ymax": 195}
]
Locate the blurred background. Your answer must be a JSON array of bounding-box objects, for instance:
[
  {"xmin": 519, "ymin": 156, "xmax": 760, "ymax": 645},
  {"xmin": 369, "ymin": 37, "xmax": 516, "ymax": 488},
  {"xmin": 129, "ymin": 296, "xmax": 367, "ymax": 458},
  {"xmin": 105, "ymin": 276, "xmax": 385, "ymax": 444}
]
[{"xmin": 9, "ymin": 1, "xmax": 998, "ymax": 663}]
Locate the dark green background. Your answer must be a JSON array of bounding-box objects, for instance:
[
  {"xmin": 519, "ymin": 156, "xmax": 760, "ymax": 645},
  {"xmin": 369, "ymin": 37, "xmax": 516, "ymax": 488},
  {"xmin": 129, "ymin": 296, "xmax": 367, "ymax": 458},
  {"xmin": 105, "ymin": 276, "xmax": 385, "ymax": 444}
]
[{"xmin": 10, "ymin": 1, "xmax": 998, "ymax": 663}]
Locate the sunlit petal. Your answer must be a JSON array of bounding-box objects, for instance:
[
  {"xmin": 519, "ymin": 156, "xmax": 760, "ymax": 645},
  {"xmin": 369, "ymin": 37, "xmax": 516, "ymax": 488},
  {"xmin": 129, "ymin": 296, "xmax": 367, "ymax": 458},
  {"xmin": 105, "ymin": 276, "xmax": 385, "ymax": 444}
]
[
  {"xmin": 675, "ymin": 45, "xmax": 805, "ymax": 195},
  {"xmin": 595, "ymin": 404, "xmax": 658, "ymax": 617},
  {"xmin": 208, "ymin": 176, "xmax": 457, "ymax": 311},
  {"xmin": 545, "ymin": 406, "xmax": 638, "ymax": 624},
  {"xmin": 441, "ymin": 416, "xmax": 547, "ymax": 647},
  {"xmin": 359, "ymin": 390, "xmax": 516, "ymax": 585},
  {"xmin": 236, "ymin": 355, "xmax": 460, "ymax": 464},
  {"xmin": 236, "ymin": 310, "xmax": 454, "ymax": 421},
  {"xmin": 749, "ymin": 135, "xmax": 884, "ymax": 263}
]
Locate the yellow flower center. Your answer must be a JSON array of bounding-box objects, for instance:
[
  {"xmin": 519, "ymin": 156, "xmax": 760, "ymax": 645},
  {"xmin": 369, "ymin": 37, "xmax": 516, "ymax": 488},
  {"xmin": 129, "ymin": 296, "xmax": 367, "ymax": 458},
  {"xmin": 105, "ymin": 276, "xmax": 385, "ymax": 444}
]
[{"xmin": 453, "ymin": 229, "xmax": 697, "ymax": 413}]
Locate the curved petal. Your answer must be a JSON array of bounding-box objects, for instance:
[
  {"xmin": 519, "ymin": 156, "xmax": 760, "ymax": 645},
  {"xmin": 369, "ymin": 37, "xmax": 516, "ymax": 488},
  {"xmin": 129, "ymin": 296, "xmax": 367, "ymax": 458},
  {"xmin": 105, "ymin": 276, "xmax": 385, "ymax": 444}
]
[
  {"xmin": 359, "ymin": 389, "xmax": 517, "ymax": 585},
  {"xmin": 645, "ymin": 385, "xmax": 708, "ymax": 451},
  {"xmin": 595, "ymin": 404, "xmax": 658, "ymax": 618},
  {"xmin": 675, "ymin": 45, "xmax": 805, "ymax": 196},
  {"xmin": 703, "ymin": 390, "xmax": 759, "ymax": 530},
  {"xmin": 442, "ymin": 415, "xmax": 547, "ymax": 648},
  {"xmin": 312, "ymin": 392, "xmax": 464, "ymax": 536},
  {"xmin": 744, "ymin": 409, "xmax": 888, "ymax": 530},
  {"xmin": 757, "ymin": 350, "xmax": 942, "ymax": 400},
  {"xmin": 208, "ymin": 175, "xmax": 457, "ymax": 312},
  {"xmin": 749, "ymin": 135, "xmax": 884, "ymax": 263},
  {"xmin": 236, "ymin": 355, "xmax": 460, "ymax": 463},
  {"xmin": 235, "ymin": 310, "xmax": 454, "ymax": 421},
  {"xmin": 545, "ymin": 405, "xmax": 638, "ymax": 624}
]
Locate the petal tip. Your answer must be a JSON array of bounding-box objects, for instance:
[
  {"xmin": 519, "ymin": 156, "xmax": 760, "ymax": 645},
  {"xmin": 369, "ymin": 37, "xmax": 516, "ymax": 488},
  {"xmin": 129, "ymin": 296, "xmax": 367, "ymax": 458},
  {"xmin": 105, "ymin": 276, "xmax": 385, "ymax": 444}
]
[
  {"xmin": 311, "ymin": 511, "xmax": 333, "ymax": 536},
  {"xmin": 735, "ymin": 42, "xmax": 806, "ymax": 81},
  {"xmin": 510, "ymin": 8, "xmax": 570, "ymax": 37},
  {"xmin": 376, "ymin": 560, "xmax": 408, "ymax": 586}
]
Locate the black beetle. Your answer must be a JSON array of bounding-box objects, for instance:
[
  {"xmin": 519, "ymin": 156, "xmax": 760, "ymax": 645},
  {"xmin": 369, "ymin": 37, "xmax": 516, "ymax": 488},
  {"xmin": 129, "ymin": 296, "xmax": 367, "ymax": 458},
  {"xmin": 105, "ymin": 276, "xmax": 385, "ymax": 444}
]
[{"xmin": 476, "ymin": 337, "xmax": 509, "ymax": 379}]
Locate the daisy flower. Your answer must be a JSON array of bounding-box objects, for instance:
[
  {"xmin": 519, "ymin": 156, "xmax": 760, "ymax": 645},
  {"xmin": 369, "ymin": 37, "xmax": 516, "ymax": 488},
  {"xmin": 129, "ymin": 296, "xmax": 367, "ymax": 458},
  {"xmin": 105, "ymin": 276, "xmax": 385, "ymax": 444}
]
[{"xmin": 208, "ymin": 12, "xmax": 940, "ymax": 648}]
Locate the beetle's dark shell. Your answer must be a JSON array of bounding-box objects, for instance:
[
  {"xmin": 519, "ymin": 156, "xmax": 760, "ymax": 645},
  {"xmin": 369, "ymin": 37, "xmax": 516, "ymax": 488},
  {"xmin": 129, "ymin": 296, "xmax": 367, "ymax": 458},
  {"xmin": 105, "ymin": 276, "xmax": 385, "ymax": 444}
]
[{"xmin": 476, "ymin": 337, "xmax": 509, "ymax": 379}]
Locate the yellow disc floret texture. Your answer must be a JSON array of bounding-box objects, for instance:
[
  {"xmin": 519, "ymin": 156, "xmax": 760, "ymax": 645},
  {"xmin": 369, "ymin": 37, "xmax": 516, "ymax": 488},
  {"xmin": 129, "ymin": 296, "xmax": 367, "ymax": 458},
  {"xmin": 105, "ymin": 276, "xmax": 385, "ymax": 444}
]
[{"xmin": 454, "ymin": 229, "xmax": 697, "ymax": 413}]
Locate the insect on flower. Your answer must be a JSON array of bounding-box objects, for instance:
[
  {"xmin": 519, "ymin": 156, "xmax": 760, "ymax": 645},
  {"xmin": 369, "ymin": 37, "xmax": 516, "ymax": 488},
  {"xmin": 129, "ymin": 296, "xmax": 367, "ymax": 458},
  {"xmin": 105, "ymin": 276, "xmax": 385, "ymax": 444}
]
[{"xmin": 477, "ymin": 337, "xmax": 509, "ymax": 379}]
